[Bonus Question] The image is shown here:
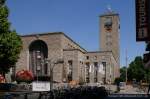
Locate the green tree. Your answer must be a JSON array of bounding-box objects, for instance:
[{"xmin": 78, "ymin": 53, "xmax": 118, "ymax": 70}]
[
  {"xmin": 120, "ymin": 66, "xmax": 127, "ymax": 82},
  {"xmin": 127, "ymin": 56, "xmax": 148, "ymax": 82},
  {"xmin": 0, "ymin": 0, "xmax": 22, "ymax": 75},
  {"xmin": 143, "ymin": 67, "xmax": 150, "ymax": 83}
]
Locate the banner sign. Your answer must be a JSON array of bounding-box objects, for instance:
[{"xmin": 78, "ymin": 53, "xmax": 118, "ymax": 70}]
[
  {"xmin": 32, "ymin": 82, "xmax": 50, "ymax": 91},
  {"xmin": 136, "ymin": 0, "xmax": 150, "ymax": 41}
]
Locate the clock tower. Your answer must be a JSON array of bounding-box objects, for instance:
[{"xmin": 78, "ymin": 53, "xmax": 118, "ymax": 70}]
[{"xmin": 100, "ymin": 10, "xmax": 120, "ymax": 76}]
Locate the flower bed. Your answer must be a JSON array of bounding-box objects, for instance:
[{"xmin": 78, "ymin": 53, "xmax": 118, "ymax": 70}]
[
  {"xmin": 0, "ymin": 74, "xmax": 5, "ymax": 83},
  {"xmin": 16, "ymin": 70, "xmax": 34, "ymax": 83}
]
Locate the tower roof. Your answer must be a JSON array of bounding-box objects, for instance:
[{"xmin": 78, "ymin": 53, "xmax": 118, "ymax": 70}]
[{"xmin": 100, "ymin": 6, "xmax": 119, "ymax": 17}]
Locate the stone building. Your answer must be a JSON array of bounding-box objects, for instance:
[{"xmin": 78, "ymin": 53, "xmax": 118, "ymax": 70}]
[{"xmin": 15, "ymin": 11, "xmax": 120, "ymax": 84}]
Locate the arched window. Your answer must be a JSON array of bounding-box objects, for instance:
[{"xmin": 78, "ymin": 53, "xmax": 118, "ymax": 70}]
[{"xmin": 29, "ymin": 40, "xmax": 48, "ymax": 77}]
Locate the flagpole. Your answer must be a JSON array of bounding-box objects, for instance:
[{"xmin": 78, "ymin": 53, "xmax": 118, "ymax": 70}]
[{"xmin": 126, "ymin": 49, "xmax": 128, "ymax": 85}]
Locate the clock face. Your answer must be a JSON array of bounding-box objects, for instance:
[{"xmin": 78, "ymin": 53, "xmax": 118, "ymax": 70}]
[{"xmin": 104, "ymin": 17, "xmax": 112, "ymax": 31}]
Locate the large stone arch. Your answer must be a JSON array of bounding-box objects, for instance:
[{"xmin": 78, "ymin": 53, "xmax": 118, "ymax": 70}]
[{"xmin": 29, "ymin": 40, "xmax": 48, "ymax": 77}]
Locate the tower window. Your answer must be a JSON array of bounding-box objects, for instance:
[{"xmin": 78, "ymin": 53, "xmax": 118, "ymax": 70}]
[{"xmin": 104, "ymin": 17, "xmax": 112, "ymax": 31}]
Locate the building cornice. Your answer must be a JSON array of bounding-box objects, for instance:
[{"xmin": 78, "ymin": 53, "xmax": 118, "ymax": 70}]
[
  {"xmin": 20, "ymin": 32, "xmax": 87, "ymax": 52},
  {"xmin": 100, "ymin": 13, "xmax": 119, "ymax": 17},
  {"xmin": 63, "ymin": 49, "xmax": 86, "ymax": 54}
]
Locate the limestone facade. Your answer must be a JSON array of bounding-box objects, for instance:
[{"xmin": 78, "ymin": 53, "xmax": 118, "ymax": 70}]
[{"xmin": 15, "ymin": 11, "xmax": 120, "ymax": 84}]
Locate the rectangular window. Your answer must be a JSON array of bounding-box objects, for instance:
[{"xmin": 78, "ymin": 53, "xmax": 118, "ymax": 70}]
[
  {"xmin": 102, "ymin": 62, "xmax": 106, "ymax": 84},
  {"xmin": 94, "ymin": 62, "xmax": 98, "ymax": 83},
  {"xmin": 85, "ymin": 62, "xmax": 90, "ymax": 83},
  {"xmin": 68, "ymin": 60, "xmax": 73, "ymax": 82},
  {"xmin": 102, "ymin": 62, "xmax": 106, "ymax": 71},
  {"xmin": 44, "ymin": 64, "xmax": 48, "ymax": 75}
]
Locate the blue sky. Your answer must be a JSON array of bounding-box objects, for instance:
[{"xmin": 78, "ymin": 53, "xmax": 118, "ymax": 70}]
[{"xmin": 7, "ymin": 0, "xmax": 145, "ymax": 67}]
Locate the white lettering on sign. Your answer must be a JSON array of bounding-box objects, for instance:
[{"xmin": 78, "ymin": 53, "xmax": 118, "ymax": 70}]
[
  {"xmin": 138, "ymin": 28, "xmax": 148, "ymax": 38},
  {"xmin": 138, "ymin": 0, "xmax": 147, "ymax": 27},
  {"xmin": 32, "ymin": 82, "xmax": 50, "ymax": 91},
  {"xmin": 136, "ymin": 0, "xmax": 149, "ymax": 41}
]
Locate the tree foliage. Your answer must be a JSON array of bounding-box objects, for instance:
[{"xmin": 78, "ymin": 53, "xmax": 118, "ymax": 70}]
[
  {"xmin": 127, "ymin": 56, "xmax": 150, "ymax": 82},
  {"xmin": 0, "ymin": 0, "xmax": 22, "ymax": 74},
  {"xmin": 120, "ymin": 66, "xmax": 126, "ymax": 82}
]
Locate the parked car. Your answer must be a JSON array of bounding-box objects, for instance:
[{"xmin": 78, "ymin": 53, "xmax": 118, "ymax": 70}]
[{"xmin": 119, "ymin": 82, "xmax": 126, "ymax": 90}]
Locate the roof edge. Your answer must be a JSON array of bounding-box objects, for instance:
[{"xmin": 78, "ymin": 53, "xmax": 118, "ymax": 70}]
[
  {"xmin": 87, "ymin": 51, "xmax": 112, "ymax": 53},
  {"xmin": 20, "ymin": 32, "xmax": 64, "ymax": 37},
  {"xmin": 100, "ymin": 13, "xmax": 119, "ymax": 17},
  {"xmin": 20, "ymin": 32, "xmax": 87, "ymax": 52}
]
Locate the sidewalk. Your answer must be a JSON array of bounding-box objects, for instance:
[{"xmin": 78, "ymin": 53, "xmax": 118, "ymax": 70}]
[{"xmin": 119, "ymin": 85, "xmax": 147, "ymax": 94}]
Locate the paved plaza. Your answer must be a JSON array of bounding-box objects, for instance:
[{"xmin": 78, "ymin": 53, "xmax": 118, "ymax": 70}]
[
  {"xmin": 1, "ymin": 84, "xmax": 150, "ymax": 99},
  {"xmin": 118, "ymin": 85, "xmax": 147, "ymax": 94}
]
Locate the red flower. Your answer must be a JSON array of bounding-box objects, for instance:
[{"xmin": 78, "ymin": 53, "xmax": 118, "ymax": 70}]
[
  {"xmin": 16, "ymin": 70, "xmax": 34, "ymax": 82},
  {"xmin": 0, "ymin": 74, "xmax": 5, "ymax": 83}
]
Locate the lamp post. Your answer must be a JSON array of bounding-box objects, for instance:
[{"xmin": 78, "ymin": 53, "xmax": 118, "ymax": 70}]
[{"xmin": 125, "ymin": 49, "xmax": 128, "ymax": 85}]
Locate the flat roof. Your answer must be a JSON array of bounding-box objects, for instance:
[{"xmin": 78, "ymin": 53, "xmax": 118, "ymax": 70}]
[
  {"xmin": 21, "ymin": 32, "xmax": 87, "ymax": 52},
  {"xmin": 100, "ymin": 11, "xmax": 119, "ymax": 17}
]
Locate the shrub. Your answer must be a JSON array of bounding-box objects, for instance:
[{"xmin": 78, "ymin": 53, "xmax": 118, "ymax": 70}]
[{"xmin": 114, "ymin": 77, "xmax": 122, "ymax": 85}]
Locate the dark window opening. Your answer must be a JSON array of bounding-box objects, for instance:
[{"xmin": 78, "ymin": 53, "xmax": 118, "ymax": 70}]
[
  {"xmin": 68, "ymin": 60, "xmax": 73, "ymax": 82},
  {"xmin": 86, "ymin": 56, "xmax": 89, "ymax": 60},
  {"xmin": 29, "ymin": 40, "xmax": 48, "ymax": 78},
  {"xmin": 44, "ymin": 64, "xmax": 48, "ymax": 75},
  {"xmin": 94, "ymin": 62, "xmax": 98, "ymax": 83},
  {"xmin": 85, "ymin": 62, "xmax": 90, "ymax": 83}
]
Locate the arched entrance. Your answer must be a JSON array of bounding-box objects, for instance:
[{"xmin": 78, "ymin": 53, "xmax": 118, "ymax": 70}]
[{"xmin": 29, "ymin": 40, "xmax": 48, "ymax": 77}]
